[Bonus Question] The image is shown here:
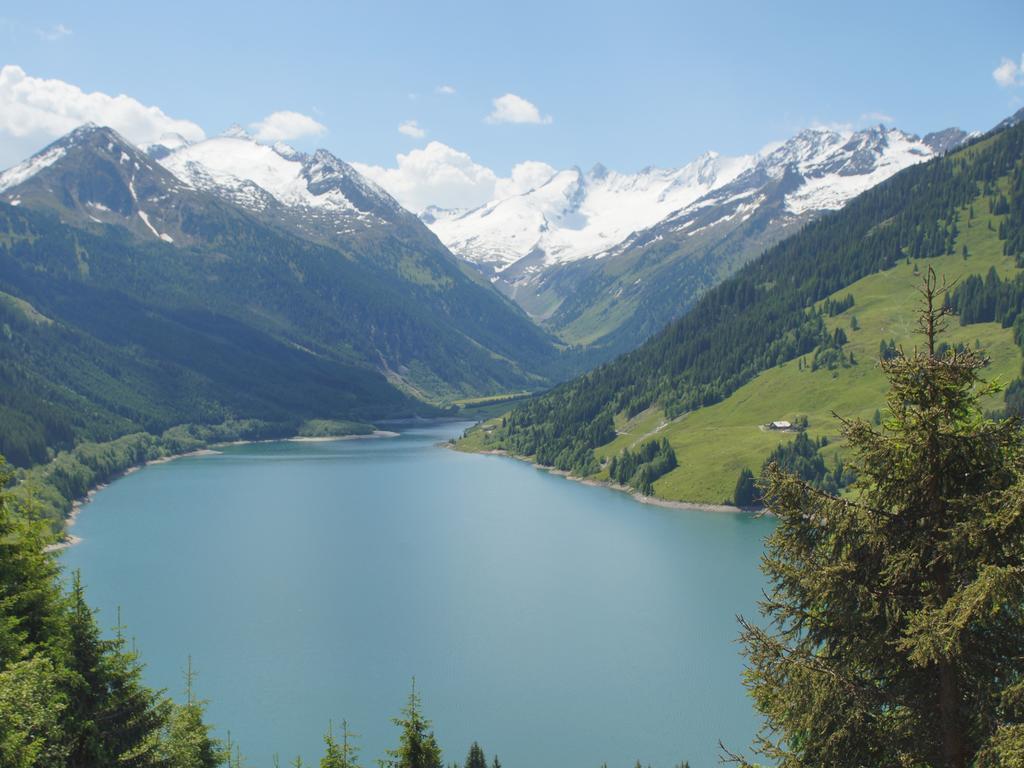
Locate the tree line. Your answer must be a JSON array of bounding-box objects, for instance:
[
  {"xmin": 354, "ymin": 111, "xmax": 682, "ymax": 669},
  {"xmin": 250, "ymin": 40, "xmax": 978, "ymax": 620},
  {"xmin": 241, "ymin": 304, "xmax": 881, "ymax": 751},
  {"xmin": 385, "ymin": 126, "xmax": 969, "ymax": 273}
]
[{"xmin": 607, "ymin": 438, "xmax": 678, "ymax": 495}]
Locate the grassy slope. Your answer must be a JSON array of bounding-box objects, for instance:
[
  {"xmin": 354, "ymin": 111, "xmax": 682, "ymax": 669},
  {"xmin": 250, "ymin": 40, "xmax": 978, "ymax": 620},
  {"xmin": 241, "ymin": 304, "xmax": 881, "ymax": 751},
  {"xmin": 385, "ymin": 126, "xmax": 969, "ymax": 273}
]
[
  {"xmin": 635, "ymin": 195, "xmax": 1019, "ymax": 504},
  {"xmin": 459, "ymin": 188, "xmax": 1021, "ymax": 504}
]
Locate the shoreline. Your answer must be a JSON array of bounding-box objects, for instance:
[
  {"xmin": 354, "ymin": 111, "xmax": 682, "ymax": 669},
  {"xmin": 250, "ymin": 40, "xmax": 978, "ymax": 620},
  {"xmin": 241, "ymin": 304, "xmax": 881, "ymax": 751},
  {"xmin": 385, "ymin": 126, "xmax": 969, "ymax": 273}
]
[
  {"xmin": 212, "ymin": 429, "xmax": 400, "ymax": 448},
  {"xmin": 466, "ymin": 447, "xmax": 755, "ymax": 515},
  {"xmin": 46, "ymin": 430, "xmax": 402, "ymax": 552}
]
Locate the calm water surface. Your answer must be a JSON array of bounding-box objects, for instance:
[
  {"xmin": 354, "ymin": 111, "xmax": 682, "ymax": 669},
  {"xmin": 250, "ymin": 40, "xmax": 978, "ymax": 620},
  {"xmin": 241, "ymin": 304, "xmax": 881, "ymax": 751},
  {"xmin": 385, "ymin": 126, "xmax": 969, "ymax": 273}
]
[{"xmin": 62, "ymin": 422, "xmax": 774, "ymax": 768}]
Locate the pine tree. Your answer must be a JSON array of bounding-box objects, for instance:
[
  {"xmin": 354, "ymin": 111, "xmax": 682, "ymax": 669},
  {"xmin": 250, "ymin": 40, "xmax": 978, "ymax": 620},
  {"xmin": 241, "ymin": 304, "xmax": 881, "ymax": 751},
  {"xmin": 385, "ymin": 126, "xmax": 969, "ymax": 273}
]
[
  {"xmin": 158, "ymin": 657, "xmax": 225, "ymax": 768},
  {"xmin": 383, "ymin": 679, "xmax": 442, "ymax": 768},
  {"xmin": 321, "ymin": 719, "xmax": 361, "ymax": 768},
  {"xmin": 0, "ymin": 460, "xmax": 64, "ymax": 667},
  {"xmin": 464, "ymin": 742, "xmax": 486, "ymax": 768},
  {"xmin": 737, "ymin": 270, "xmax": 1024, "ymax": 767},
  {"xmin": 63, "ymin": 574, "xmax": 170, "ymax": 768}
]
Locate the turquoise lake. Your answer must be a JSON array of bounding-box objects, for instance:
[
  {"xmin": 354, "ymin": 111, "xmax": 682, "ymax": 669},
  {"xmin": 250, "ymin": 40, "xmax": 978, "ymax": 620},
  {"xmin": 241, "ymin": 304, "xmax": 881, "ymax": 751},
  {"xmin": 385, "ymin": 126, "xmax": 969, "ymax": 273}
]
[{"xmin": 62, "ymin": 422, "xmax": 774, "ymax": 768}]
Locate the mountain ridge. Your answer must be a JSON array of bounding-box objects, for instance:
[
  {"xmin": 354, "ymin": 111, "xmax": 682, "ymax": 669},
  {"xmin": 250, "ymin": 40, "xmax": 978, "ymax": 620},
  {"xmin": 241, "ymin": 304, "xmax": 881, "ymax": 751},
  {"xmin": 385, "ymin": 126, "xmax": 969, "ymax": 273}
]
[{"xmin": 419, "ymin": 123, "xmax": 968, "ymax": 356}]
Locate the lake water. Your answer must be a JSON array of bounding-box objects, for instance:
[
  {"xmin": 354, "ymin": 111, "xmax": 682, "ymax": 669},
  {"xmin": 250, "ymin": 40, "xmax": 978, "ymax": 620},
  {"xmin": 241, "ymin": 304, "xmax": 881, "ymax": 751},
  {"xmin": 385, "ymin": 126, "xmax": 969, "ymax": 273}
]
[{"xmin": 62, "ymin": 422, "xmax": 774, "ymax": 768}]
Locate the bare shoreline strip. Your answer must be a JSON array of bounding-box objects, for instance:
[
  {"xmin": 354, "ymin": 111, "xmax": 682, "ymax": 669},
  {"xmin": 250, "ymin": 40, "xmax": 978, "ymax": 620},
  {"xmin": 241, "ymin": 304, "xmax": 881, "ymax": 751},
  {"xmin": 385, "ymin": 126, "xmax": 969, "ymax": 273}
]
[
  {"xmin": 213, "ymin": 430, "xmax": 399, "ymax": 447},
  {"xmin": 470, "ymin": 447, "xmax": 751, "ymax": 514}
]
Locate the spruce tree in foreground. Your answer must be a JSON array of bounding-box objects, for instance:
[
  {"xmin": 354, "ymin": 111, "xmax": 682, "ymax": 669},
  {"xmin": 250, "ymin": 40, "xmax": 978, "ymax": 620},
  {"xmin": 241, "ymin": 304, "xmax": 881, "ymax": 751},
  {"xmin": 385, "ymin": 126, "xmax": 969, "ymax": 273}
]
[
  {"xmin": 383, "ymin": 679, "xmax": 442, "ymax": 768},
  {"xmin": 464, "ymin": 742, "xmax": 487, "ymax": 768},
  {"xmin": 737, "ymin": 270, "xmax": 1024, "ymax": 767}
]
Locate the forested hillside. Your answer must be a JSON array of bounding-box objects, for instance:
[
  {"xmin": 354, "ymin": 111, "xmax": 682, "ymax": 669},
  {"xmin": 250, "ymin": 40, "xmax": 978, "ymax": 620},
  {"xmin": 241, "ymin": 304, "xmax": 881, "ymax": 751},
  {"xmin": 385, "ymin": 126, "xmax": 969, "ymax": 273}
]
[
  {"xmin": 463, "ymin": 117, "xmax": 1024, "ymax": 495},
  {"xmin": 0, "ymin": 202, "xmax": 430, "ymax": 469},
  {"xmin": 0, "ymin": 126, "xmax": 575, "ymax": 477}
]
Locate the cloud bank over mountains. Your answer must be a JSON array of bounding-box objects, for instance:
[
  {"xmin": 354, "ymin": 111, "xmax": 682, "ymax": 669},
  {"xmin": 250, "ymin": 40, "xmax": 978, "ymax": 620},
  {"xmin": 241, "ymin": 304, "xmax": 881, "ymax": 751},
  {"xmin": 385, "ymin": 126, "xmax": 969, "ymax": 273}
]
[
  {"xmin": 352, "ymin": 141, "xmax": 555, "ymax": 212},
  {"xmin": 248, "ymin": 111, "xmax": 326, "ymax": 142},
  {"xmin": 0, "ymin": 66, "xmax": 562, "ymax": 212},
  {"xmin": 0, "ymin": 64, "xmax": 206, "ymax": 147},
  {"xmin": 0, "ymin": 64, "xmax": 328, "ymax": 169}
]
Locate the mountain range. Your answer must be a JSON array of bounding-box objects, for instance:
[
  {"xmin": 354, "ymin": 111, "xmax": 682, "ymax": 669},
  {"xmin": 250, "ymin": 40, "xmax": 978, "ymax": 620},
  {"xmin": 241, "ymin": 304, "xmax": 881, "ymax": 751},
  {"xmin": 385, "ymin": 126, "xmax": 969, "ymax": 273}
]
[
  {"xmin": 422, "ymin": 124, "xmax": 969, "ymax": 354},
  {"xmin": 0, "ymin": 112, "xmax": 989, "ymax": 472}
]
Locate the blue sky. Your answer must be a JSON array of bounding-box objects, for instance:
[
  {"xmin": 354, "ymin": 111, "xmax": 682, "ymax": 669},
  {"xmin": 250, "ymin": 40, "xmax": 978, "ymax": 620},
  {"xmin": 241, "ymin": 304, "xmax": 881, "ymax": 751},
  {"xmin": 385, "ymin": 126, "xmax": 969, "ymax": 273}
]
[{"xmin": 1, "ymin": 0, "xmax": 1023, "ymax": 208}]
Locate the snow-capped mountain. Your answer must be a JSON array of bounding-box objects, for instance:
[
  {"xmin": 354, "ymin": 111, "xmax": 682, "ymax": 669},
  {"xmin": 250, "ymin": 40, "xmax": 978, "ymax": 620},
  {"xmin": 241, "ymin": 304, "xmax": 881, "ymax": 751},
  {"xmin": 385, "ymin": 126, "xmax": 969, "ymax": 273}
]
[
  {"xmin": 0, "ymin": 122, "xmax": 412, "ymax": 251},
  {"xmin": 154, "ymin": 126, "xmax": 413, "ymax": 243},
  {"xmin": 476, "ymin": 123, "xmax": 968, "ymax": 355},
  {"xmin": 0, "ymin": 117, "xmax": 970, "ymax": 370},
  {"xmin": 428, "ymin": 125, "xmax": 963, "ymax": 288},
  {"xmin": 618, "ymin": 125, "xmax": 944, "ymax": 249},
  {"xmin": 426, "ymin": 152, "xmax": 756, "ymax": 276},
  {"xmin": 0, "ymin": 123, "xmax": 210, "ymax": 244},
  {"xmin": 0, "ymin": 123, "xmax": 566, "ymax": 401}
]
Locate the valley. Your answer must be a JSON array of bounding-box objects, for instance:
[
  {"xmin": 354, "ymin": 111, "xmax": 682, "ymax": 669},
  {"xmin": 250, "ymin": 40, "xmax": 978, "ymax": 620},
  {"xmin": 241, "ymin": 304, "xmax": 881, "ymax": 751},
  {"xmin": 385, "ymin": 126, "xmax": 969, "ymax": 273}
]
[
  {"xmin": 1, "ymin": 13, "xmax": 1022, "ymax": 762},
  {"xmin": 460, "ymin": 116, "xmax": 1024, "ymax": 508}
]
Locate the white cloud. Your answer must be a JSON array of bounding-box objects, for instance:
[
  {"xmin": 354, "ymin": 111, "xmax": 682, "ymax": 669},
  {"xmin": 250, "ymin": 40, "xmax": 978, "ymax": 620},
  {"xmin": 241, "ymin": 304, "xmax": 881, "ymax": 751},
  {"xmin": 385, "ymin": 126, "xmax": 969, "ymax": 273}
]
[
  {"xmin": 860, "ymin": 111, "xmax": 894, "ymax": 124},
  {"xmin": 0, "ymin": 64, "xmax": 206, "ymax": 149},
  {"xmin": 398, "ymin": 119, "xmax": 426, "ymax": 138},
  {"xmin": 809, "ymin": 119, "xmax": 854, "ymax": 133},
  {"xmin": 37, "ymin": 24, "xmax": 72, "ymax": 41},
  {"xmin": 352, "ymin": 141, "xmax": 554, "ymax": 213},
  {"xmin": 494, "ymin": 160, "xmax": 557, "ymax": 199},
  {"xmin": 353, "ymin": 141, "xmax": 498, "ymax": 211},
  {"xmin": 249, "ymin": 110, "xmax": 326, "ymax": 142},
  {"xmin": 436, "ymin": 85, "xmax": 456, "ymax": 95},
  {"xmin": 993, "ymin": 54, "xmax": 1024, "ymax": 88},
  {"xmin": 485, "ymin": 93, "xmax": 552, "ymax": 125}
]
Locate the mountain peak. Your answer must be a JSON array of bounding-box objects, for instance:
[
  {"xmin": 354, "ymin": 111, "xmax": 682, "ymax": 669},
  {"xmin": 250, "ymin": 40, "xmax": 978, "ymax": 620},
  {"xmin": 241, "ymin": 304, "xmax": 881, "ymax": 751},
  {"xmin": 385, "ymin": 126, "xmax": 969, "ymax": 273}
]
[
  {"xmin": 221, "ymin": 123, "xmax": 252, "ymax": 140},
  {"xmin": 0, "ymin": 122, "xmax": 145, "ymax": 196},
  {"xmin": 152, "ymin": 133, "xmax": 408, "ymax": 239},
  {"xmin": 274, "ymin": 141, "xmax": 299, "ymax": 159},
  {"xmin": 0, "ymin": 122, "xmax": 192, "ymax": 245},
  {"xmin": 60, "ymin": 122, "xmax": 134, "ymax": 148},
  {"xmin": 922, "ymin": 127, "xmax": 970, "ymax": 155}
]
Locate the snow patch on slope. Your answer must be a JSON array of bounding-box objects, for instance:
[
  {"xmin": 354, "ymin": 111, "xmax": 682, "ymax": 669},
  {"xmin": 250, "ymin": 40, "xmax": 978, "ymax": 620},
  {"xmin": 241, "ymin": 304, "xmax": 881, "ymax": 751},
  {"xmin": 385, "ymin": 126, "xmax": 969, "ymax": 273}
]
[
  {"xmin": 429, "ymin": 151, "xmax": 756, "ymax": 270},
  {"xmin": 782, "ymin": 127, "xmax": 932, "ymax": 214},
  {"xmin": 427, "ymin": 123, "xmax": 952, "ymax": 279},
  {"xmin": 161, "ymin": 137, "xmax": 356, "ymax": 212},
  {"xmin": 157, "ymin": 135, "xmax": 401, "ymax": 232},
  {"xmin": 137, "ymin": 209, "xmax": 173, "ymax": 242},
  {"xmin": 0, "ymin": 146, "xmax": 66, "ymax": 193}
]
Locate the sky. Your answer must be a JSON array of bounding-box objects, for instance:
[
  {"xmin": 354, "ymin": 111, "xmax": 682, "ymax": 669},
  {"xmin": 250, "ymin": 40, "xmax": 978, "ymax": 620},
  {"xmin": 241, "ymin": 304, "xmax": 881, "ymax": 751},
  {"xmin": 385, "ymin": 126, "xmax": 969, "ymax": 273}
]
[{"xmin": 1, "ymin": 0, "xmax": 1023, "ymax": 211}]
